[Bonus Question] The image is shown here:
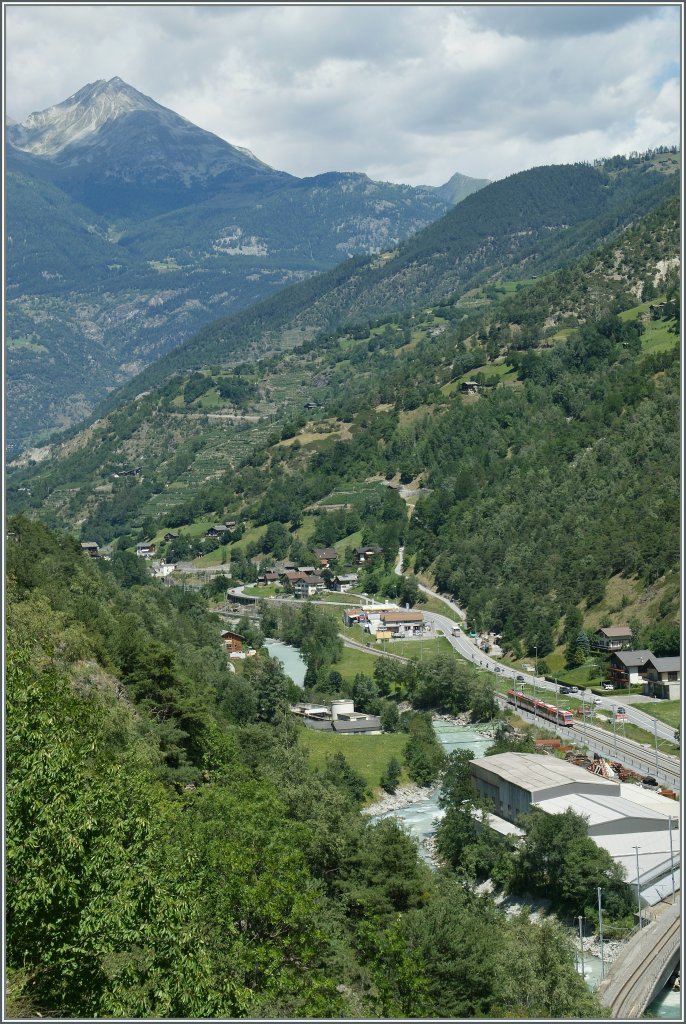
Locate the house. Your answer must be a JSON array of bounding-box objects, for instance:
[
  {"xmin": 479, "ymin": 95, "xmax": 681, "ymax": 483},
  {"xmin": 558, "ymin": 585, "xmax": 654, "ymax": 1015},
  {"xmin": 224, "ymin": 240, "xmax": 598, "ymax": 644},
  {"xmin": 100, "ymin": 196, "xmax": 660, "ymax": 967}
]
[
  {"xmin": 642, "ymin": 656, "xmax": 681, "ymax": 700},
  {"xmin": 460, "ymin": 381, "xmax": 481, "ymax": 395},
  {"xmin": 225, "ymin": 520, "xmax": 237, "ymax": 530},
  {"xmin": 313, "ymin": 547, "xmax": 338, "ymax": 567},
  {"xmin": 344, "ymin": 608, "xmax": 367, "ymax": 627},
  {"xmin": 280, "ymin": 570, "xmax": 308, "ymax": 588},
  {"xmin": 135, "ymin": 542, "xmax": 156, "ymax": 558},
  {"xmin": 606, "ymin": 650, "xmax": 652, "ymax": 688},
  {"xmin": 151, "ymin": 561, "xmax": 175, "ymax": 578},
  {"xmin": 221, "ymin": 629, "xmax": 244, "ymax": 653},
  {"xmin": 331, "ymin": 573, "xmax": 359, "ymax": 593},
  {"xmin": 297, "ymin": 566, "xmax": 317, "ymax": 575},
  {"xmin": 164, "ymin": 531, "xmax": 179, "ymax": 542},
  {"xmin": 293, "ymin": 575, "xmax": 325, "ymax": 599},
  {"xmin": 257, "ymin": 571, "xmax": 282, "ymax": 585},
  {"xmin": 207, "ymin": 524, "xmax": 230, "ymax": 538},
  {"xmin": 353, "ymin": 544, "xmax": 384, "ymax": 564},
  {"xmin": 378, "ymin": 609, "xmax": 425, "ymax": 637},
  {"xmin": 80, "ymin": 541, "xmax": 99, "ymax": 557},
  {"xmin": 594, "ymin": 626, "xmax": 633, "ymax": 652}
]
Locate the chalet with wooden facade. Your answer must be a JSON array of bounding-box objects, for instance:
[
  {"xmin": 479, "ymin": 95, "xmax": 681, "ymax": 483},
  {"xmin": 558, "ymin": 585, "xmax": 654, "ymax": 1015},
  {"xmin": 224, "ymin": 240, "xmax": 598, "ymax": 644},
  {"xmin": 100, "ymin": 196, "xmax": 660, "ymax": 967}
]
[
  {"xmin": 353, "ymin": 544, "xmax": 384, "ymax": 564},
  {"xmin": 221, "ymin": 630, "xmax": 244, "ymax": 654},
  {"xmin": 606, "ymin": 650, "xmax": 652, "ymax": 688},
  {"xmin": 313, "ymin": 547, "xmax": 338, "ymax": 567},
  {"xmin": 80, "ymin": 541, "xmax": 99, "ymax": 558},
  {"xmin": 594, "ymin": 625, "xmax": 633, "ymax": 652}
]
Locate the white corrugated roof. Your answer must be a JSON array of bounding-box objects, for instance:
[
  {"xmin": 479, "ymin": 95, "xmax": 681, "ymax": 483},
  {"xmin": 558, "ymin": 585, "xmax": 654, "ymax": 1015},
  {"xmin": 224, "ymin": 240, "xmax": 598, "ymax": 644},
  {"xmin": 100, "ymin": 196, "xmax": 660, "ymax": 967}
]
[
  {"xmin": 593, "ymin": 828, "xmax": 680, "ymax": 885},
  {"xmin": 470, "ymin": 753, "xmax": 620, "ymax": 793},
  {"xmin": 534, "ymin": 792, "xmax": 671, "ymax": 826},
  {"xmin": 619, "ymin": 784, "xmax": 681, "ymax": 820}
]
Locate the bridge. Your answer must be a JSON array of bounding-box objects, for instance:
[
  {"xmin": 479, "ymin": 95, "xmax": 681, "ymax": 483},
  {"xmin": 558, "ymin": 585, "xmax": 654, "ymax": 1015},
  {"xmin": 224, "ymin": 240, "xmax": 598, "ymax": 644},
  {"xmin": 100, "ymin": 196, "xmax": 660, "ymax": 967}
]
[{"xmin": 596, "ymin": 901, "xmax": 680, "ymax": 1018}]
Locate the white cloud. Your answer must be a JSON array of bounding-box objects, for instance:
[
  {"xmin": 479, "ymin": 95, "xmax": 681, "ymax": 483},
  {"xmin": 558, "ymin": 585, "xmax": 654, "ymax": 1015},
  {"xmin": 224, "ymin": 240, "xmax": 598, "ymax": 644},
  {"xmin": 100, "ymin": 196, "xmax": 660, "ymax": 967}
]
[{"xmin": 4, "ymin": 3, "xmax": 681, "ymax": 184}]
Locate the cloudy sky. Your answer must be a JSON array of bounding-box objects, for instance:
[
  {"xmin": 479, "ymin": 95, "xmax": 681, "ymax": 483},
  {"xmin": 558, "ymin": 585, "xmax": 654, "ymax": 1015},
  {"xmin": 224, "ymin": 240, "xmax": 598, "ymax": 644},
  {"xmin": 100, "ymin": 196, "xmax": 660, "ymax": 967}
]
[{"xmin": 4, "ymin": 3, "xmax": 681, "ymax": 185}]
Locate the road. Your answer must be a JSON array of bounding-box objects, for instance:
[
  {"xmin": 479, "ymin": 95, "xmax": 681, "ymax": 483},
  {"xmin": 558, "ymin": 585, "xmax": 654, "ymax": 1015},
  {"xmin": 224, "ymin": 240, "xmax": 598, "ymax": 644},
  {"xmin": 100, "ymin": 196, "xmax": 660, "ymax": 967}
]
[
  {"xmin": 227, "ymin": 575, "xmax": 679, "ymax": 753},
  {"xmin": 393, "ymin": 548, "xmax": 677, "ymax": 745}
]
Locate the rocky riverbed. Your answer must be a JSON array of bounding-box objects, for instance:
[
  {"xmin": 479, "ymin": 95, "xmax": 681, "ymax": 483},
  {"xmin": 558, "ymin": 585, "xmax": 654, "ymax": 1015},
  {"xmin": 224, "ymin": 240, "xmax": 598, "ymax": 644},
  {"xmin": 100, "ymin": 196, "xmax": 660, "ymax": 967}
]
[{"xmin": 362, "ymin": 783, "xmax": 436, "ymax": 818}]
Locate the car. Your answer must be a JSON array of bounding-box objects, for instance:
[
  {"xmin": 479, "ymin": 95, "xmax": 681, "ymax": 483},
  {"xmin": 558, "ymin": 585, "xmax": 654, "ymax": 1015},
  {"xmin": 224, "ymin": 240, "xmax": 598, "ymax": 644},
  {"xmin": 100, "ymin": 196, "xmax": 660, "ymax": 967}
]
[
  {"xmin": 515, "ymin": 674, "xmax": 525, "ymax": 683},
  {"xmin": 493, "ymin": 666, "xmax": 502, "ymax": 673},
  {"xmin": 602, "ymin": 683, "xmax": 614, "ymax": 690},
  {"xmin": 569, "ymin": 686, "xmax": 579, "ymax": 693},
  {"xmin": 641, "ymin": 776, "xmax": 659, "ymax": 789},
  {"xmin": 559, "ymin": 686, "xmax": 572, "ymax": 695},
  {"xmin": 591, "ymin": 697, "xmax": 602, "ymax": 705}
]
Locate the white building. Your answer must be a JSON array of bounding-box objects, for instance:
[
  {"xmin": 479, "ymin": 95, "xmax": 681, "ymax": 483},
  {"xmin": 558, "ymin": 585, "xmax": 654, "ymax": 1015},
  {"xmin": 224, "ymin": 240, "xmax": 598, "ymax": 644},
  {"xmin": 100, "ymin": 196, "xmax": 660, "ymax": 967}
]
[{"xmin": 470, "ymin": 753, "xmax": 680, "ymax": 889}]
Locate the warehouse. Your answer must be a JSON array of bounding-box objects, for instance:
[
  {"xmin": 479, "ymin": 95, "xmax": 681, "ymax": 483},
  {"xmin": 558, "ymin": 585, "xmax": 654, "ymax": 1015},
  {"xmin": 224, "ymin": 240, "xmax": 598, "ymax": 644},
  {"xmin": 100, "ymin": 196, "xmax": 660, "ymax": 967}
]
[{"xmin": 470, "ymin": 753, "xmax": 680, "ymax": 889}]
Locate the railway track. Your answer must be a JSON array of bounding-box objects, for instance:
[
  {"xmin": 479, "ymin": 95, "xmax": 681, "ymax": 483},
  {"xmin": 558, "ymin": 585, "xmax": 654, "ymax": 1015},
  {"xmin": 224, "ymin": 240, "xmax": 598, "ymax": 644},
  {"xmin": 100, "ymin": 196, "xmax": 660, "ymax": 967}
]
[
  {"xmin": 573, "ymin": 722, "xmax": 681, "ymax": 786},
  {"xmin": 598, "ymin": 902, "xmax": 681, "ymax": 1018},
  {"xmin": 496, "ymin": 695, "xmax": 681, "ymax": 791}
]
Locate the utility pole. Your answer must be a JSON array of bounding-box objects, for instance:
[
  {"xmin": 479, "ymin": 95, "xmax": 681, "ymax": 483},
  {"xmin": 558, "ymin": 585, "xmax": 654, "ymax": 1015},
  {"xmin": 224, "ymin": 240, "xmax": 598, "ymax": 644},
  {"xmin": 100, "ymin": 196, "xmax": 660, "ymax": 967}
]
[
  {"xmin": 534, "ymin": 645, "xmax": 538, "ymax": 677},
  {"xmin": 612, "ymin": 704, "xmax": 617, "ymax": 756},
  {"xmin": 597, "ymin": 888, "xmax": 605, "ymax": 980},
  {"xmin": 668, "ymin": 817, "xmax": 676, "ymax": 904},
  {"xmin": 634, "ymin": 846, "xmax": 642, "ymax": 929}
]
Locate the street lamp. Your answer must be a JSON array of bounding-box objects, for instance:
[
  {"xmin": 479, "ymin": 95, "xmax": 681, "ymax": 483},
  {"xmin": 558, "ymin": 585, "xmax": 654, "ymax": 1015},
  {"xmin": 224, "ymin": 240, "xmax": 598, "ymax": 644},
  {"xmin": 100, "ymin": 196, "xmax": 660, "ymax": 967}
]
[
  {"xmin": 578, "ymin": 917, "xmax": 585, "ymax": 978},
  {"xmin": 597, "ymin": 888, "xmax": 605, "ymax": 979}
]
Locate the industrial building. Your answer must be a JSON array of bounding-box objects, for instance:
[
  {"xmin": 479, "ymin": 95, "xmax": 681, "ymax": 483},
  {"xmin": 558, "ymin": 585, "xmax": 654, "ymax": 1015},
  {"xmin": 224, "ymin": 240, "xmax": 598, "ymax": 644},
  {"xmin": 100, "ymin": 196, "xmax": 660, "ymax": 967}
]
[
  {"xmin": 289, "ymin": 698, "xmax": 381, "ymax": 733},
  {"xmin": 470, "ymin": 753, "xmax": 680, "ymax": 891}
]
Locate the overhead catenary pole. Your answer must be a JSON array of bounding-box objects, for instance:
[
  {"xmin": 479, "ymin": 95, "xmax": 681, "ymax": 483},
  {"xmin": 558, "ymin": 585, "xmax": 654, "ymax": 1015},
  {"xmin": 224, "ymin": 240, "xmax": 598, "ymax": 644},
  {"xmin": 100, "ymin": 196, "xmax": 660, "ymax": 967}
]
[
  {"xmin": 654, "ymin": 716, "xmax": 659, "ymax": 773},
  {"xmin": 668, "ymin": 817, "xmax": 676, "ymax": 904},
  {"xmin": 634, "ymin": 846, "xmax": 642, "ymax": 929},
  {"xmin": 612, "ymin": 703, "xmax": 617, "ymax": 756},
  {"xmin": 597, "ymin": 887, "xmax": 605, "ymax": 980}
]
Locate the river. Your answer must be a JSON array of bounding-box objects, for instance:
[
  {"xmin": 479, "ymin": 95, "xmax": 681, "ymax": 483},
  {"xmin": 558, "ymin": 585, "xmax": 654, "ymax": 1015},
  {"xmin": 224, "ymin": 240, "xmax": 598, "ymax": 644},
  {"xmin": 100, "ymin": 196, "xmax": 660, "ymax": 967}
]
[{"xmin": 264, "ymin": 638, "xmax": 307, "ymax": 687}]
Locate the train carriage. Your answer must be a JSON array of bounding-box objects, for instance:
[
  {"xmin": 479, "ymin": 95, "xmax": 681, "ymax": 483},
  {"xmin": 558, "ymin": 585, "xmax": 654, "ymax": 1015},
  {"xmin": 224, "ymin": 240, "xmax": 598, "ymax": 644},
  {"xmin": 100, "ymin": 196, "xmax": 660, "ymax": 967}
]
[{"xmin": 507, "ymin": 689, "xmax": 574, "ymax": 727}]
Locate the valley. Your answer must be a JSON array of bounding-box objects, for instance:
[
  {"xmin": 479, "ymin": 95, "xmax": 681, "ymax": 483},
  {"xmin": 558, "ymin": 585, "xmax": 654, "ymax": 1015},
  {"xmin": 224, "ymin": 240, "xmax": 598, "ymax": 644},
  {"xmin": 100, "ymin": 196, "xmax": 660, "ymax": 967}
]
[{"xmin": 5, "ymin": 132, "xmax": 680, "ymax": 1020}]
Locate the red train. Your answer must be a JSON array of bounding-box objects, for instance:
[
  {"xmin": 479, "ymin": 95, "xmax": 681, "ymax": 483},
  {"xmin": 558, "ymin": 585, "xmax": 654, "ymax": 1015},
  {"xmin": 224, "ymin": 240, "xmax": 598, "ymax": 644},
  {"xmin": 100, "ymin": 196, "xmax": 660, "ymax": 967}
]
[{"xmin": 507, "ymin": 689, "xmax": 575, "ymax": 727}]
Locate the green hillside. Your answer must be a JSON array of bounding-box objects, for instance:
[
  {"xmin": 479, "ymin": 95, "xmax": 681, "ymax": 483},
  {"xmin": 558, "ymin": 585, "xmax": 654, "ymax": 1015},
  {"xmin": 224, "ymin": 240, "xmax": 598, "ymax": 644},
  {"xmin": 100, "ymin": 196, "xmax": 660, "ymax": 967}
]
[{"xmin": 8, "ymin": 188, "xmax": 680, "ymax": 657}]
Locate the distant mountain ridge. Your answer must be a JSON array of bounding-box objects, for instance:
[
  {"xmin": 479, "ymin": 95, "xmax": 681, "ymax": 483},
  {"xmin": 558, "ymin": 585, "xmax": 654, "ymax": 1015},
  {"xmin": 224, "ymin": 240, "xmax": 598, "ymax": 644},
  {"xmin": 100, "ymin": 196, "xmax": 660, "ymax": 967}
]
[{"xmin": 6, "ymin": 77, "xmax": 489, "ymax": 455}]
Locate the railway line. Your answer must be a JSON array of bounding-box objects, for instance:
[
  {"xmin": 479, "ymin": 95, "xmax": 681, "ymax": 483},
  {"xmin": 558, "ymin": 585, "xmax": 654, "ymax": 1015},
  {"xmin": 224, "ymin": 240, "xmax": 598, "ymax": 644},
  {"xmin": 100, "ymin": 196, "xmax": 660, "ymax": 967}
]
[
  {"xmin": 597, "ymin": 902, "xmax": 681, "ymax": 1018},
  {"xmin": 573, "ymin": 721, "xmax": 681, "ymax": 789}
]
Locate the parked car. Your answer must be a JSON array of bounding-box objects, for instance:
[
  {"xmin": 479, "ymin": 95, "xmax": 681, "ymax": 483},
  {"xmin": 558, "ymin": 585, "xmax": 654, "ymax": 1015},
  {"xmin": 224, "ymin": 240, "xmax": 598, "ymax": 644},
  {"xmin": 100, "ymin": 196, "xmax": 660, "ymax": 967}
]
[
  {"xmin": 568, "ymin": 686, "xmax": 579, "ymax": 693},
  {"xmin": 602, "ymin": 683, "xmax": 614, "ymax": 690},
  {"xmin": 559, "ymin": 686, "xmax": 572, "ymax": 695},
  {"xmin": 641, "ymin": 776, "xmax": 659, "ymax": 789}
]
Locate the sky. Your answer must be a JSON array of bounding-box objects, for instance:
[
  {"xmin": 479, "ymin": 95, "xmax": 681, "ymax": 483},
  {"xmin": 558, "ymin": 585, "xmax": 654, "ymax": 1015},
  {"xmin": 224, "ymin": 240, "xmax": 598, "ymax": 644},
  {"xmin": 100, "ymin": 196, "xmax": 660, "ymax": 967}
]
[{"xmin": 3, "ymin": 2, "xmax": 682, "ymax": 186}]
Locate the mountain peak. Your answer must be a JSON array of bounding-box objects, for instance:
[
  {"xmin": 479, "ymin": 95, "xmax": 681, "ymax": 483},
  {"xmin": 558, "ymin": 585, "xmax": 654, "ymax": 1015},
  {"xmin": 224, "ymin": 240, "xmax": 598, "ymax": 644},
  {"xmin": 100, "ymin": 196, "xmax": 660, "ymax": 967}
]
[{"xmin": 10, "ymin": 77, "xmax": 174, "ymax": 157}]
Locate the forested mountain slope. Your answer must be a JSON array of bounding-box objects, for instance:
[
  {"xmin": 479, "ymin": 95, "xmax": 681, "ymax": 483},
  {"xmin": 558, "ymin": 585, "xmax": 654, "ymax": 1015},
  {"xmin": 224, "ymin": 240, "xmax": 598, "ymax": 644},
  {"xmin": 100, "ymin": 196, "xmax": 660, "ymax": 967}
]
[
  {"xmin": 94, "ymin": 150, "xmax": 679, "ymax": 407},
  {"xmin": 9, "ymin": 191, "xmax": 680, "ymax": 652},
  {"xmin": 7, "ymin": 77, "xmax": 487, "ymax": 454}
]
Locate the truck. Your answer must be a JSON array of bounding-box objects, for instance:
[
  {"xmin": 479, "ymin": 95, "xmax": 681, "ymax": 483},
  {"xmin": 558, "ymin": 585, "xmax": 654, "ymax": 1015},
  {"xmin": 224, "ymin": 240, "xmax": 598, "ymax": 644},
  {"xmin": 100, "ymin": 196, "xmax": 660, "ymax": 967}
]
[{"xmin": 451, "ymin": 626, "xmax": 461, "ymax": 636}]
